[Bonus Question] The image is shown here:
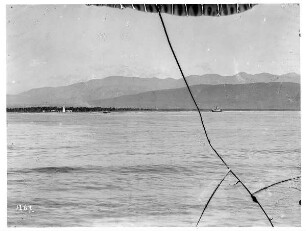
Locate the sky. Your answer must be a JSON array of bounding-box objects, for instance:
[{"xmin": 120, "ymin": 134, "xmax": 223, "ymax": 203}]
[{"xmin": 6, "ymin": 4, "xmax": 300, "ymax": 94}]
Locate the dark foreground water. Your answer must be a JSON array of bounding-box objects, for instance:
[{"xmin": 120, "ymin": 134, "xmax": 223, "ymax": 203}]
[{"xmin": 7, "ymin": 111, "xmax": 300, "ymax": 227}]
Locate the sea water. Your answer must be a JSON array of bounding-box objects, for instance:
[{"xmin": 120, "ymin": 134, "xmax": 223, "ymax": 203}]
[{"xmin": 7, "ymin": 111, "xmax": 300, "ymax": 227}]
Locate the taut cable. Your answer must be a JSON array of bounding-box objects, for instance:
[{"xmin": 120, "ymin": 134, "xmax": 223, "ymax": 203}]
[{"xmin": 157, "ymin": 8, "xmax": 273, "ymax": 227}]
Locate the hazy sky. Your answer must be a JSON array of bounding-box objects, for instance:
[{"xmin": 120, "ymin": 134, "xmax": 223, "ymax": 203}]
[{"xmin": 7, "ymin": 4, "xmax": 300, "ymax": 94}]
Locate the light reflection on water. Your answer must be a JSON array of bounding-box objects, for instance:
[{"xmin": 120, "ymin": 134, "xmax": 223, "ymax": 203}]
[{"xmin": 7, "ymin": 111, "xmax": 300, "ymax": 227}]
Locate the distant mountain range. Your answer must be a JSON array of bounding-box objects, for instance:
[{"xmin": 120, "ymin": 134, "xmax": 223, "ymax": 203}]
[
  {"xmin": 7, "ymin": 73, "xmax": 300, "ymax": 110},
  {"xmin": 91, "ymin": 82, "xmax": 300, "ymax": 110}
]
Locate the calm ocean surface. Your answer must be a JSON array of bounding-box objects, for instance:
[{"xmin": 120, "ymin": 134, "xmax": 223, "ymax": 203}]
[{"xmin": 7, "ymin": 111, "xmax": 300, "ymax": 227}]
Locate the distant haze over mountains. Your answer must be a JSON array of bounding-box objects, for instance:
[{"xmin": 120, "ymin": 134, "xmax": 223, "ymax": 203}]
[
  {"xmin": 7, "ymin": 73, "xmax": 300, "ymax": 110},
  {"xmin": 92, "ymin": 82, "xmax": 300, "ymax": 110}
]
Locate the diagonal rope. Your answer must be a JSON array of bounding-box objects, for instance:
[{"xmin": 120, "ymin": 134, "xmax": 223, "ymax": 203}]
[
  {"xmin": 229, "ymin": 170, "xmax": 274, "ymax": 226},
  {"xmin": 253, "ymin": 176, "xmax": 301, "ymax": 195},
  {"xmin": 157, "ymin": 9, "xmax": 229, "ymax": 169},
  {"xmin": 157, "ymin": 9, "xmax": 274, "ymax": 227},
  {"xmin": 196, "ymin": 170, "xmax": 230, "ymax": 226}
]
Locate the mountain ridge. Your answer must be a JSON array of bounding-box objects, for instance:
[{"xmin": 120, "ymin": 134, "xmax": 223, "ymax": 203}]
[
  {"xmin": 90, "ymin": 82, "xmax": 300, "ymax": 110},
  {"xmin": 7, "ymin": 73, "xmax": 300, "ymax": 108}
]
